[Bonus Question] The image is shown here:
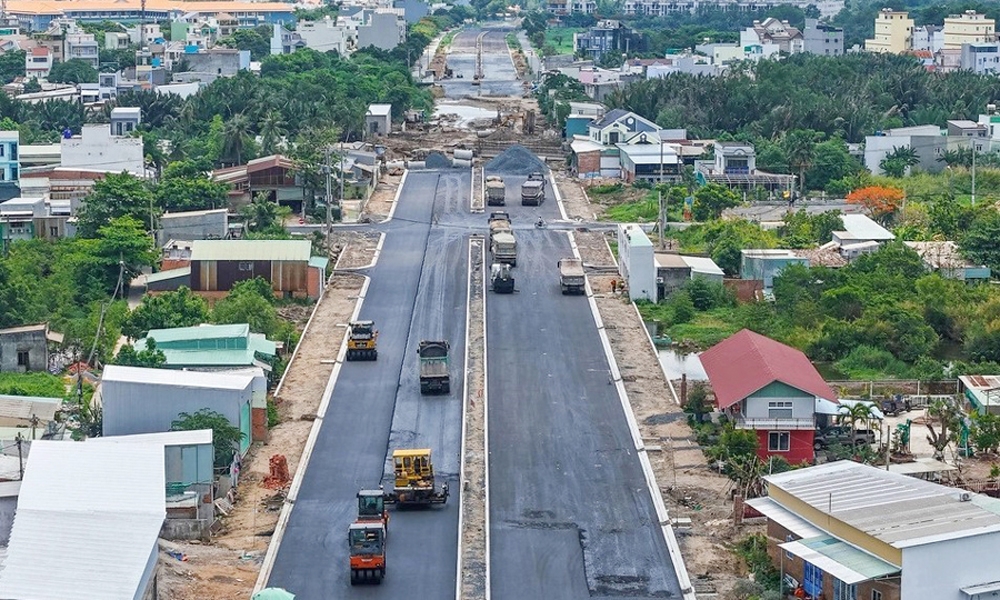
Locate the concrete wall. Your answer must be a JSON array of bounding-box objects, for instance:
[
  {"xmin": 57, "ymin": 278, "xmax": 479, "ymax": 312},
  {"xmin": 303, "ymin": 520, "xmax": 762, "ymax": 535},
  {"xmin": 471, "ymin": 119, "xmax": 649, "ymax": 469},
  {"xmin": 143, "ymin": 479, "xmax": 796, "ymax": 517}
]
[
  {"xmin": 180, "ymin": 50, "xmax": 249, "ymax": 78},
  {"xmin": 656, "ymin": 265, "xmax": 691, "ymax": 297},
  {"xmin": 61, "ymin": 125, "xmax": 144, "ymax": 176},
  {"xmin": 0, "ymin": 328, "xmax": 48, "ymax": 372},
  {"xmin": 902, "ymin": 530, "xmax": 1000, "ymax": 600},
  {"xmin": 136, "ymin": 545, "xmax": 160, "ymax": 600},
  {"xmin": 864, "ymin": 133, "xmax": 947, "ymax": 176},
  {"xmin": 297, "ymin": 19, "xmax": 351, "ymax": 54},
  {"xmin": 101, "ymin": 378, "xmax": 252, "ymax": 441},
  {"xmin": 357, "ymin": 12, "xmax": 404, "ymax": 51},
  {"xmin": 157, "ymin": 210, "xmax": 228, "ymax": 245},
  {"xmin": 0, "ymin": 493, "xmax": 16, "ymax": 545},
  {"xmin": 617, "ymin": 223, "xmax": 655, "ymax": 301}
]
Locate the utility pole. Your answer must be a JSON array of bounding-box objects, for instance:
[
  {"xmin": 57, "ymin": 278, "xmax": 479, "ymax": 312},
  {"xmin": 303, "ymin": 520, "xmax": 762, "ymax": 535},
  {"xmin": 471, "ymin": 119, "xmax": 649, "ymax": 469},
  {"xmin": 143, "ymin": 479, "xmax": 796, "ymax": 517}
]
[
  {"xmin": 140, "ymin": 0, "xmax": 146, "ymax": 48},
  {"xmin": 658, "ymin": 189, "xmax": 665, "ymax": 250},
  {"xmin": 324, "ymin": 146, "xmax": 332, "ymax": 251},
  {"xmin": 16, "ymin": 433, "xmax": 23, "ymax": 480},
  {"xmin": 971, "ymin": 137, "xmax": 977, "ymax": 206},
  {"xmin": 339, "ymin": 140, "xmax": 345, "ymax": 218}
]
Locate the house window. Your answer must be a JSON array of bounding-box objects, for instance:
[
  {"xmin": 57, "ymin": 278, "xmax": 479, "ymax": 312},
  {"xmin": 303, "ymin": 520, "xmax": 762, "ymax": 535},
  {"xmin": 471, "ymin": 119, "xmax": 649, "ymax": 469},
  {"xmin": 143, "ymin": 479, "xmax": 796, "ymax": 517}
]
[
  {"xmin": 16, "ymin": 350, "xmax": 29, "ymax": 368},
  {"xmin": 803, "ymin": 562, "xmax": 823, "ymax": 598},
  {"xmin": 834, "ymin": 579, "xmax": 857, "ymax": 600},
  {"xmin": 768, "ymin": 401, "xmax": 793, "ymax": 419},
  {"xmin": 871, "ymin": 591, "xmax": 882, "ymax": 600},
  {"xmin": 49, "ymin": 226, "xmax": 58, "ymax": 237},
  {"xmin": 768, "ymin": 431, "xmax": 790, "ymax": 452},
  {"xmin": 238, "ymin": 261, "xmax": 253, "ymax": 271}
]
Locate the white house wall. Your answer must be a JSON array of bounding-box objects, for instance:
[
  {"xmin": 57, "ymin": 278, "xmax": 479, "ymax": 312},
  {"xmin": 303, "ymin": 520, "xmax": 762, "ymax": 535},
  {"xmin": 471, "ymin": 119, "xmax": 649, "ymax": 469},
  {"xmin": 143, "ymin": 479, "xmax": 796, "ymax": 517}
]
[{"xmin": 901, "ymin": 530, "xmax": 1000, "ymax": 600}]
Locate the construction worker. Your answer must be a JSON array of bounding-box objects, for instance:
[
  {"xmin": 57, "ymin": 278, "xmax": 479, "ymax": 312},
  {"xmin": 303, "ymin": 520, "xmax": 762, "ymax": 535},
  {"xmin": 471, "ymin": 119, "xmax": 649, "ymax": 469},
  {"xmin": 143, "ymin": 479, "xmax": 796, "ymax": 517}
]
[{"xmin": 611, "ymin": 279, "xmax": 618, "ymax": 294}]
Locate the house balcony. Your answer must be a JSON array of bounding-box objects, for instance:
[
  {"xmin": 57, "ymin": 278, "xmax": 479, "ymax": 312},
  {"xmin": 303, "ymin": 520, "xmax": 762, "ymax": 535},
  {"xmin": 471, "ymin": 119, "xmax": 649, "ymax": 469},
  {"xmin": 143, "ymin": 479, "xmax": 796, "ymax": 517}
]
[{"xmin": 733, "ymin": 415, "xmax": 816, "ymax": 430}]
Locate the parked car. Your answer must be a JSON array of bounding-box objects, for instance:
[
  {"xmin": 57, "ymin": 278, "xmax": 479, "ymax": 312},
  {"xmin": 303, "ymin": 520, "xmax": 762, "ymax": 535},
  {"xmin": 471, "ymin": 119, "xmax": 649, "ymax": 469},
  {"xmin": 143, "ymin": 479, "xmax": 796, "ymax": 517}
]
[{"xmin": 814, "ymin": 425, "xmax": 876, "ymax": 450}]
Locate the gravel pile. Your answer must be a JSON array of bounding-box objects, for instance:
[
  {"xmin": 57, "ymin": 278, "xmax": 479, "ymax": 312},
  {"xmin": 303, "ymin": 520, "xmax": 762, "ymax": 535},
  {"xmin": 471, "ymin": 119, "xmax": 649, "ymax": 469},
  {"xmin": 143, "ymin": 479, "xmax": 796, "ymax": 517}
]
[
  {"xmin": 485, "ymin": 145, "xmax": 547, "ymax": 175},
  {"xmin": 425, "ymin": 152, "xmax": 453, "ymax": 169}
]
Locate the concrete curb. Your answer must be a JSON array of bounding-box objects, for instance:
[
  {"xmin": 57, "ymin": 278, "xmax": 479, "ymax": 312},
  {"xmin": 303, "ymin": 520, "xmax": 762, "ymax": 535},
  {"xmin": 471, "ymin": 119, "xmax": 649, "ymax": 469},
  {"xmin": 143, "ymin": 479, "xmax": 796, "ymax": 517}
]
[
  {"xmin": 631, "ymin": 301, "xmax": 681, "ymax": 407},
  {"xmin": 254, "ymin": 258, "xmax": 379, "ymax": 591},
  {"xmin": 456, "ymin": 239, "xmax": 473, "ymax": 600},
  {"xmin": 471, "ymin": 165, "xmax": 484, "ymax": 213},
  {"xmin": 272, "ymin": 276, "xmax": 328, "ymax": 400},
  {"xmin": 549, "ymin": 172, "xmax": 569, "ymax": 222},
  {"xmin": 568, "ymin": 231, "xmax": 696, "ymax": 600},
  {"xmin": 482, "ymin": 239, "xmax": 491, "ymax": 600},
  {"xmin": 378, "ymin": 169, "xmax": 409, "ymax": 225}
]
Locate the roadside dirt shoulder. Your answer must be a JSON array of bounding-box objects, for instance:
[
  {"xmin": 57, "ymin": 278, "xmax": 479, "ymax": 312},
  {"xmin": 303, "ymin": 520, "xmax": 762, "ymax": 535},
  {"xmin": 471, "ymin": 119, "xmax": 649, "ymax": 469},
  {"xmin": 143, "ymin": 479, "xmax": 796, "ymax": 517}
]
[
  {"xmin": 578, "ymin": 231, "xmax": 747, "ymax": 597},
  {"xmin": 361, "ymin": 172, "xmax": 403, "ymax": 222},
  {"xmin": 333, "ymin": 231, "xmax": 381, "ymax": 270},
  {"xmin": 554, "ymin": 172, "xmax": 600, "ymax": 221},
  {"xmin": 158, "ymin": 247, "xmax": 372, "ymax": 597}
]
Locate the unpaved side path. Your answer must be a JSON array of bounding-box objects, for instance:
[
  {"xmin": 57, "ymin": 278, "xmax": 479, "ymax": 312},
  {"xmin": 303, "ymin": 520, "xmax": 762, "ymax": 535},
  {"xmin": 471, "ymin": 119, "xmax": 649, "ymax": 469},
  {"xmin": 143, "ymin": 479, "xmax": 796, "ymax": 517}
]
[
  {"xmin": 361, "ymin": 172, "xmax": 403, "ymax": 222},
  {"xmin": 460, "ymin": 236, "xmax": 487, "ymax": 599},
  {"xmin": 555, "ymin": 171, "xmax": 599, "ymax": 221},
  {"xmin": 333, "ymin": 231, "xmax": 381, "ymax": 269},
  {"xmin": 158, "ymin": 265, "xmax": 370, "ymax": 598},
  {"xmin": 576, "ymin": 231, "xmax": 746, "ymax": 597}
]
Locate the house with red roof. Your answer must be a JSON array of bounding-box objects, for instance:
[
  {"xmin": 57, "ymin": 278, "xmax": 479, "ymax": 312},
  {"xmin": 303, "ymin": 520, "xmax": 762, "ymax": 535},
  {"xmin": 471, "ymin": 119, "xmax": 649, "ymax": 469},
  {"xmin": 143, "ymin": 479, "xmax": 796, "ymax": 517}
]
[{"xmin": 700, "ymin": 329, "xmax": 837, "ymax": 463}]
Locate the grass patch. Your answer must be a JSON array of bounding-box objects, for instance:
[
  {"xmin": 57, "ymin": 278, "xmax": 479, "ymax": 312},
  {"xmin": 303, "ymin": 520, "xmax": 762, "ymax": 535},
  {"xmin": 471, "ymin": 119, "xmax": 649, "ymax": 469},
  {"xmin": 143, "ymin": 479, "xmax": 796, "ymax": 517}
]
[
  {"xmin": 544, "ymin": 27, "xmax": 581, "ymax": 55},
  {"xmin": 637, "ymin": 302, "xmax": 741, "ymax": 349},
  {"xmin": 505, "ymin": 32, "xmax": 521, "ymax": 52},
  {"xmin": 605, "ymin": 198, "xmax": 659, "ymax": 222},
  {"xmin": 441, "ymin": 29, "xmax": 459, "ymax": 47},
  {"xmin": 0, "ymin": 372, "xmax": 68, "ymax": 399}
]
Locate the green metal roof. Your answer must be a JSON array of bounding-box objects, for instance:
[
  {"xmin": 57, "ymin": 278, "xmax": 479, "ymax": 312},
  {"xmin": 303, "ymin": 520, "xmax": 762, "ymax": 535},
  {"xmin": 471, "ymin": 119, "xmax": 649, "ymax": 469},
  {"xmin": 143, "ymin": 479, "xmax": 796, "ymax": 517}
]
[
  {"xmin": 191, "ymin": 239, "xmax": 311, "ymax": 262},
  {"xmin": 157, "ymin": 349, "xmax": 272, "ymax": 370},
  {"xmin": 146, "ymin": 324, "xmax": 250, "ymax": 344},
  {"xmin": 249, "ymin": 333, "xmax": 277, "ymax": 357},
  {"xmin": 308, "ymin": 256, "xmax": 329, "ymax": 270},
  {"xmin": 802, "ymin": 536, "xmax": 899, "ymax": 580}
]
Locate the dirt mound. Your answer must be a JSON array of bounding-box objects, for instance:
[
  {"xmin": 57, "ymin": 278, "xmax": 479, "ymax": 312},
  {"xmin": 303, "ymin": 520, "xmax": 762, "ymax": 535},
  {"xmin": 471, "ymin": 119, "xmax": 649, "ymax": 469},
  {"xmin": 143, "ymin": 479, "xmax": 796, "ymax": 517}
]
[
  {"xmin": 485, "ymin": 145, "xmax": 547, "ymax": 175},
  {"xmin": 425, "ymin": 152, "xmax": 454, "ymax": 169}
]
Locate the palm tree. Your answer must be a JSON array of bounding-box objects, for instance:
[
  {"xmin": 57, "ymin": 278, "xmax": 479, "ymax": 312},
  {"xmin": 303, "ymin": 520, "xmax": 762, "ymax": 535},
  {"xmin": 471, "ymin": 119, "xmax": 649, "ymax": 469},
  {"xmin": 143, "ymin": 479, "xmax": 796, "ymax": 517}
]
[
  {"xmin": 879, "ymin": 145, "xmax": 920, "ymax": 178},
  {"xmin": 782, "ymin": 129, "xmax": 822, "ymax": 197},
  {"xmin": 221, "ymin": 113, "xmax": 252, "ymax": 166},
  {"xmin": 259, "ymin": 111, "xmax": 287, "ymax": 156}
]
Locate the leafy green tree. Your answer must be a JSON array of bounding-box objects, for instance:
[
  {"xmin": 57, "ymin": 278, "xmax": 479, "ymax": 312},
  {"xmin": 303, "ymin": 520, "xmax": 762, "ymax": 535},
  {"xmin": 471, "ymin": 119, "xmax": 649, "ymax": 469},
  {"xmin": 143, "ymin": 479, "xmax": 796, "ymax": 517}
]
[
  {"xmin": 241, "ymin": 192, "xmax": 285, "ymax": 233},
  {"xmin": 47, "ymin": 58, "xmax": 99, "ymax": 84},
  {"xmin": 95, "ymin": 215, "xmax": 158, "ymax": 285},
  {"xmin": 0, "ymin": 262, "xmax": 30, "ymax": 328},
  {"xmin": 683, "ymin": 382, "xmax": 711, "ymax": 423},
  {"xmin": 221, "ymin": 113, "xmax": 254, "ymax": 166},
  {"xmin": 212, "ymin": 277, "xmax": 282, "ymax": 338},
  {"xmin": 692, "ymin": 183, "xmax": 740, "ymax": 221},
  {"xmin": 216, "ymin": 25, "xmax": 273, "ymax": 61},
  {"xmin": 22, "ymin": 78, "xmax": 41, "ymax": 93},
  {"xmin": 805, "ymin": 138, "xmax": 861, "ymax": 191},
  {"xmin": 123, "ymin": 286, "xmax": 210, "ymax": 339},
  {"xmin": 172, "ymin": 408, "xmax": 245, "ymax": 467},
  {"xmin": 0, "ymin": 50, "xmax": 25, "ymax": 84},
  {"xmin": 113, "ymin": 338, "xmax": 167, "ymax": 367},
  {"xmin": 155, "ymin": 167, "xmax": 230, "ymax": 213},
  {"xmin": 259, "ymin": 110, "xmax": 287, "ymax": 155},
  {"xmin": 961, "ymin": 210, "xmax": 1000, "ymax": 272},
  {"xmin": 76, "ymin": 173, "xmax": 156, "ymax": 238},
  {"xmin": 971, "ymin": 412, "xmax": 1000, "ymax": 455}
]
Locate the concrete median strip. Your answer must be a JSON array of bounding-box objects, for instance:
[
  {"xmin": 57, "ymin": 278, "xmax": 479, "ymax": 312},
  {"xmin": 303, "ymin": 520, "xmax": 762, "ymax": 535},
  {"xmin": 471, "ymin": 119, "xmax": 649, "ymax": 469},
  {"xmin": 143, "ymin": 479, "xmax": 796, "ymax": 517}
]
[
  {"xmin": 567, "ymin": 231, "xmax": 697, "ymax": 600},
  {"xmin": 471, "ymin": 166, "xmax": 484, "ymax": 213},
  {"xmin": 457, "ymin": 235, "xmax": 489, "ymax": 600}
]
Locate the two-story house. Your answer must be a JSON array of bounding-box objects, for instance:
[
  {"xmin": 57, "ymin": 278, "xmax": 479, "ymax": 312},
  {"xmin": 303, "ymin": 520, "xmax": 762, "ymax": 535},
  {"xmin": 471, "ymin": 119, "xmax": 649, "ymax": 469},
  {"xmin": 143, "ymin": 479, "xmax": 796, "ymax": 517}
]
[
  {"xmin": 696, "ymin": 141, "xmax": 796, "ymax": 198},
  {"xmin": 700, "ymin": 329, "xmax": 837, "ymax": 463}
]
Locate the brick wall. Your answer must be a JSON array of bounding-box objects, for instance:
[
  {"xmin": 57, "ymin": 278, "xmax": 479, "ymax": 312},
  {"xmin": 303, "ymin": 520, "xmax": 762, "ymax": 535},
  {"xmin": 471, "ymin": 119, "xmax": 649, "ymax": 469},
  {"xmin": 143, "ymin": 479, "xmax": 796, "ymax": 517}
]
[
  {"xmin": 576, "ymin": 150, "xmax": 601, "ymax": 176},
  {"xmin": 252, "ymin": 406, "xmax": 268, "ymax": 442}
]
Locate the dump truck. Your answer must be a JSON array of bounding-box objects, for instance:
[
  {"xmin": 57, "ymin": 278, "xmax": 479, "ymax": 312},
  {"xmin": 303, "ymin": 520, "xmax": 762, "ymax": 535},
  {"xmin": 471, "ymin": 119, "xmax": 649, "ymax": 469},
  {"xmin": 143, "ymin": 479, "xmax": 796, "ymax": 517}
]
[
  {"xmin": 418, "ymin": 340, "xmax": 450, "ymax": 394},
  {"xmin": 490, "ymin": 231, "xmax": 517, "ymax": 267},
  {"xmin": 558, "ymin": 258, "xmax": 586, "ymax": 295},
  {"xmin": 488, "ymin": 211, "xmax": 511, "ymax": 238},
  {"xmin": 384, "ymin": 448, "xmax": 449, "ymax": 506},
  {"xmin": 520, "ymin": 172, "xmax": 545, "ymax": 206},
  {"xmin": 348, "ymin": 521, "xmax": 386, "ymax": 585},
  {"xmin": 491, "ymin": 262, "xmax": 515, "ymax": 293},
  {"xmin": 486, "ymin": 176, "xmax": 506, "ymax": 206},
  {"xmin": 346, "ymin": 320, "xmax": 378, "ymax": 361}
]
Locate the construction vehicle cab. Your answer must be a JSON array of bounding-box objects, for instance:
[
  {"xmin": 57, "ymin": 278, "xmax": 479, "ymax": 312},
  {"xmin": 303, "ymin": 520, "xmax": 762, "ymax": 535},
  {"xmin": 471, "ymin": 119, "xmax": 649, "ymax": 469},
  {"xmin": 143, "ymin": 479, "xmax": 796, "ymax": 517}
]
[
  {"xmin": 491, "ymin": 262, "xmax": 515, "ymax": 294},
  {"xmin": 417, "ymin": 340, "xmax": 451, "ymax": 394},
  {"xmin": 348, "ymin": 522, "xmax": 386, "ymax": 584},
  {"xmin": 346, "ymin": 320, "xmax": 378, "ymax": 361},
  {"xmin": 357, "ymin": 489, "xmax": 389, "ymax": 529},
  {"xmin": 385, "ymin": 448, "xmax": 449, "ymax": 506}
]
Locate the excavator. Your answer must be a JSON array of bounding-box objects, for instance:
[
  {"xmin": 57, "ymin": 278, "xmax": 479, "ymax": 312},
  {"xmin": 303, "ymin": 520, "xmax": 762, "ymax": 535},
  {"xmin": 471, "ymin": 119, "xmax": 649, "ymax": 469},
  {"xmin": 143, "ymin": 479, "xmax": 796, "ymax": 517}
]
[
  {"xmin": 346, "ymin": 320, "xmax": 378, "ymax": 361},
  {"xmin": 384, "ymin": 449, "xmax": 449, "ymax": 507}
]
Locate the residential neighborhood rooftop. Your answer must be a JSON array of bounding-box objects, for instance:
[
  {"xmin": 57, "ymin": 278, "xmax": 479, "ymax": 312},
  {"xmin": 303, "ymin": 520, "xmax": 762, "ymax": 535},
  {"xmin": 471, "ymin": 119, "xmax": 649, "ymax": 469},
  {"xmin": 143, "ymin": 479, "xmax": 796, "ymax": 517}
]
[
  {"xmin": 146, "ymin": 322, "xmax": 251, "ymax": 343},
  {"xmin": 766, "ymin": 460, "xmax": 1000, "ymax": 547},
  {"xmin": 904, "ymin": 240, "xmax": 985, "ymax": 270},
  {"xmin": 835, "ymin": 214, "xmax": 895, "ymax": 241},
  {"xmin": 700, "ymin": 329, "xmax": 837, "ymax": 409},
  {"xmin": 0, "ymin": 395, "xmax": 61, "ymax": 422},
  {"xmin": 90, "ymin": 428, "xmax": 213, "ymax": 446}
]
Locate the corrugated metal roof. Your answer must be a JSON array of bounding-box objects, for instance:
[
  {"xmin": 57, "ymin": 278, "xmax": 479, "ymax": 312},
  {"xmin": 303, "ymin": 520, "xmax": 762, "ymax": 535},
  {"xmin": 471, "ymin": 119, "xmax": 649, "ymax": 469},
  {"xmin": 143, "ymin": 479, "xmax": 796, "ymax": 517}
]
[
  {"xmin": 0, "ymin": 441, "xmax": 165, "ymax": 599},
  {"xmin": 838, "ymin": 214, "xmax": 895, "ymax": 241},
  {"xmin": 700, "ymin": 329, "xmax": 837, "ymax": 409},
  {"xmin": 746, "ymin": 496, "xmax": 823, "ymax": 538},
  {"xmin": 89, "ymin": 429, "xmax": 213, "ymax": 446},
  {"xmin": 190, "ymin": 239, "xmax": 311, "ymax": 262},
  {"xmin": 766, "ymin": 461, "xmax": 1000, "ymax": 547},
  {"xmin": 158, "ymin": 349, "xmax": 273, "ymax": 369},
  {"xmin": 102, "ymin": 364, "xmax": 256, "ymax": 390},
  {"xmin": 0, "ymin": 395, "xmax": 61, "ymax": 422},
  {"xmin": 681, "ymin": 255, "xmax": 724, "ymax": 276},
  {"xmin": 780, "ymin": 536, "xmax": 899, "ymax": 584},
  {"xmin": 146, "ymin": 323, "xmax": 249, "ymax": 343},
  {"xmin": 0, "ymin": 323, "xmax": 46, "ymax": 335},
  {"xmin": 308, "ymin": 256, "xmax": 329, "ymax": 270},
  {"xmin": 145, "ymin": 266, "xmax": 191, "ymax": 284},
  {"xmin": 367, "ymin": 103, "xmax": 391, "ymax": 117}
]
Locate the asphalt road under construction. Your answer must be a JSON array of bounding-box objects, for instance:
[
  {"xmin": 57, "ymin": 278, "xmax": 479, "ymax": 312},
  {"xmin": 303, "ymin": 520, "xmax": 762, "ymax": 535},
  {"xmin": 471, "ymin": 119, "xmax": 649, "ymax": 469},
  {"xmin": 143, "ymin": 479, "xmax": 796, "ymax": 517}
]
[{"xmin": 441, "ymin": 27, "xmax": 523, "ymax": 99}]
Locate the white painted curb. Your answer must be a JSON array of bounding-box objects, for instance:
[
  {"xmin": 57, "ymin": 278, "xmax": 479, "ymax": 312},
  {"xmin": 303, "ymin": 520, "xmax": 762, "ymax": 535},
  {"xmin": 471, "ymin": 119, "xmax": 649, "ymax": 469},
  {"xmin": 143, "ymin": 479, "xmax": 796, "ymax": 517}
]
[
  {"xmin": 482, "ymin": 239, "xmax": 491, "ymax": 600},
  {"xmin": 632, "ymin": 301, "xmax": 682, "ymax": 407},
  {"xmin": 568, "ymin": 231, "xmax": 696, "ymax": 600},
  {"xmin": 456, "ymin": 239, "xmax": 473, "ymax": 600}
]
